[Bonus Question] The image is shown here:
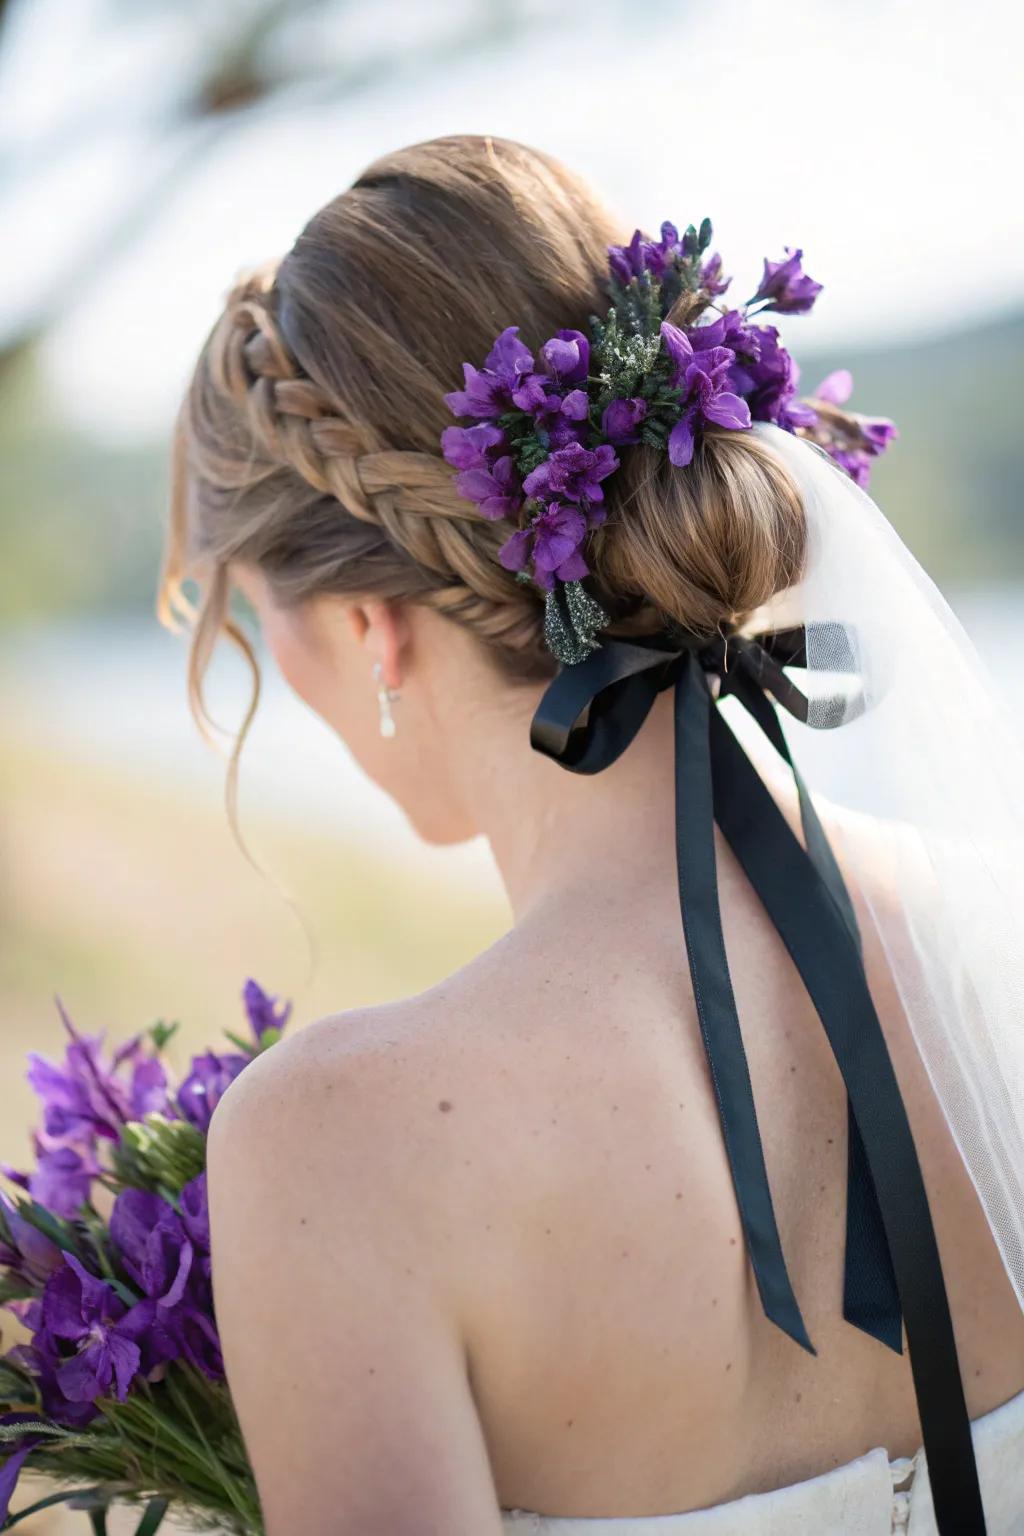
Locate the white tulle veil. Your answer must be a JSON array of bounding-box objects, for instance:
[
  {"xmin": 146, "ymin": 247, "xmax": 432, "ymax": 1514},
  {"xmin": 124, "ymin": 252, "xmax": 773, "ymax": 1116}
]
[{"xmin": 741, "ymin": 422, "xmax": 1024, "ymax": 1316}]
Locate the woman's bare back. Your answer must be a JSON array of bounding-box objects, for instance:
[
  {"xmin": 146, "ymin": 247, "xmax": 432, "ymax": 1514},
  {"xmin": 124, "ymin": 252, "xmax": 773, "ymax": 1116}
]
[
  {"xmin": 350, "ymin": 812, "xmax": 1024, "ymax": 1519},
  {"xmin": 210, "ymin": 791, "xmax": 1024, "ymax": 1528}
]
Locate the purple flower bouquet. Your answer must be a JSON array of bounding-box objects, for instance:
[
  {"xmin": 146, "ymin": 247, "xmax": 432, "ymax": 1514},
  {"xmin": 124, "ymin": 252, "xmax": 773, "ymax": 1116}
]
[{"xmin": 0, "ymin": 982, "xmax": 289, "ymax": 1534}]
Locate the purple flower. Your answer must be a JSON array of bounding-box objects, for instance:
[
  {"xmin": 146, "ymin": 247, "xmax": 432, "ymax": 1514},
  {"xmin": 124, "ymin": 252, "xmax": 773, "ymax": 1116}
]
[
  {"xmin": 4, "ymin": 1327, "xmax": 100, "ymax": 1429},
  {"xmin": 444, "ymin": 327, "xmax": 534, "ymax": 418},
  {"xmin": 128, "ymin": 1056, "xmax": 171, "ymax": 1118},
  {"xmin": 499, "ymin": 504, "xmax": 590, "ymax": 591},
  {"xmin": 176, "ymin": 1051, "xmax": 248, "ymax": 1134},
  {"xmin": 699, "ymin": 252, "xmax": 731, "ymax": 296},
  {"xmin": 171, "ymin": 1305, "xmax": 224, "ymax": 1381},
  {"xmin": 608, "ymin": 228, "xmax": 659, "ymax": 284},
  {"xmin": 540, "ymin": 329, "xmax": 590, "ymax": 385},
  {"xmin": 522, "ymin": 442, "xmax": 619, "ymax": 507},
  {"xmin": 440, "ymin": 423, "xmax": 506, "ymax": 471},
  {"xmin": 107, "ymin": 1182, "xmax": 222, "ymax": 1379},
  {"xmin": 110, "ymin": 1190, "xmax": 193, "ymax": 1309},
  {"xmin": 25, "ymin": 1143, "xmax": 100, "ymax": 1220},
  {"xmin": 601, "ymin": 397, "xmax": 647, "ymax": 446},
  {"xmin": 860, "ymin": 416, "xmax": 898, "ymax": 453},
  {"xmin": 22, "ymin": 1004, "xmax": 172, "ymax": 1164},
  {"xmin": 454, "ymin": 455, "xmax": 524, "ymax": 521},
  {"xmin": 0, "ymin": 1189, "xmax": 62, "ymax": 1282},
  {"xmin": 686, "ymin": 309, "xmax": 748, "ymax": 355},
  {"xmin": 609, "ymin": 223, "xmax": 679, "ymax": 282},
  {"xmin": 27, "ymin": 1015, "xmax": 130, "ymax": 1146},
  {"xmin": 752, "ymin": 248, "xmax": 823, "ymax": 315},
  {"xmin": 485, "ymin": 326, "xmax": 534, "ymax": 382},
  {"xmin": 179, "ymin": 1172, "xmax": 210, "ymax": 1256},
  {"xmin": 242, "ymin": 979, "xmax": 292, "ymax": 1044},
  {"xmin": 526, "ymin": 387, "xmax": 589, "ymax": 451},
  {"xmin": 813, "ymin": 369, "xmax": 853, "ymax": 405},
  {"xmin": 660, "ymin": 323, "xmax": 752, "ymax": 467},
  {"xmin": 40, "ymin": 1254, "xmax": 142, "ymax": 1404},
  {"xmin": 0, "ymin": 1415, "xmax": 48, "ymax": 1527},
  {"xmin": 728, "ymin": 323, "xmax": 812, "ymax": 431}
]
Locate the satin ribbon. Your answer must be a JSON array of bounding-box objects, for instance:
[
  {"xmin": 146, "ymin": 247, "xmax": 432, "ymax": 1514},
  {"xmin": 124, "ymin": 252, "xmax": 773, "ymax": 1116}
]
[{"xmin": 530, "ymin": 625, "xmax": 987, "ymax": 1535}]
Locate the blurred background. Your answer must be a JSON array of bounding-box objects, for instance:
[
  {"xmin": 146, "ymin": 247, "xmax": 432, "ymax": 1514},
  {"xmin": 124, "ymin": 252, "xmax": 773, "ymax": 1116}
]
[{"xmin": 0, "ymin": 0, "xmax": 1022, "ymax": 1522}]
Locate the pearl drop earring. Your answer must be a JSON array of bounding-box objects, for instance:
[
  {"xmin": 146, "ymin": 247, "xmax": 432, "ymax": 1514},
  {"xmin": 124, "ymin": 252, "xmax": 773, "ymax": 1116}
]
[{"xmin": 373, "ymin": 662, "xmax": 399, "ymax": 739}]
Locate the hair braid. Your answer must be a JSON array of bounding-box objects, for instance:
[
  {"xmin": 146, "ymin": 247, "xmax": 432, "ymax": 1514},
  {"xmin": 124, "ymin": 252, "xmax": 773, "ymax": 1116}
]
[{"xmin": 200, "ymin": 272, "xmax": 550, "ymax": 667}]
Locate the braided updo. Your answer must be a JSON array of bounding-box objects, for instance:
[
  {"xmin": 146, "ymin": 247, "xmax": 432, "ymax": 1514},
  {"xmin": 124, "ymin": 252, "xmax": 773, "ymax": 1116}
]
[{"xmin": 161, "ymin": 134, "xmax": 806, "ymax": 743}]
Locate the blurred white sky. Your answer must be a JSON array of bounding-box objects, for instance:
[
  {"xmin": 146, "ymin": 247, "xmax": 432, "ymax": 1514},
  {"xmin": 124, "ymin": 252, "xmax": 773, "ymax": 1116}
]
[{"xmin": 1, "ymin": 0, "xmax": 1022, "ymax": 445}]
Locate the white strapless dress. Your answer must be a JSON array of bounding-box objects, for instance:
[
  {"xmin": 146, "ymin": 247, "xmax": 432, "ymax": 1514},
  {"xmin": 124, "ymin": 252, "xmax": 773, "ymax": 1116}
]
[{"xmin": 501, "ymin": 1384, "xmax": 1024, "ymax": 1534}]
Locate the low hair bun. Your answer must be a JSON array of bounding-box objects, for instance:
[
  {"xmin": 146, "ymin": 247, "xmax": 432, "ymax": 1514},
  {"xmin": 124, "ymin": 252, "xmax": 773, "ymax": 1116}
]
[{"xmin": 590, "ymin": 427, "xmax": 807, "ymax": 642}]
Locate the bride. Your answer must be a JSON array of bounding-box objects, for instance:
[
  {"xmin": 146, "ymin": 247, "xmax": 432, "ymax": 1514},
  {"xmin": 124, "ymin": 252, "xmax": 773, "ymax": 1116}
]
[{"xmin": 161, "ymin": 135, "xmax": 1024, "ymax": 1533}]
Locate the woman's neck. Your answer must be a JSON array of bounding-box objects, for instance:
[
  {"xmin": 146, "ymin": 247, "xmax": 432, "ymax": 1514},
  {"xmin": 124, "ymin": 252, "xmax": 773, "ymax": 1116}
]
[{"xmin": 439, "ymin": 675, "xmax": 679, "ymax": 923}]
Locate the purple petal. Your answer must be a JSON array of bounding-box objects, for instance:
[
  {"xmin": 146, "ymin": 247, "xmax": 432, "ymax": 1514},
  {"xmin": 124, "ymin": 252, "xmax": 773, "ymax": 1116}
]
[
  {"xmin": 660, "ymin": 321, "xmax": 694, "ymax": 383},
  {"xmin": 498, "ymin": 528, "xmax": 533, "ymax": 573},
  {"xmin": 118, "ymin": 1297, "xmax": 183, "ymax": 1376},
  {"xmin": 440, "ymin": 423, "xmax": 504, "ymax": 471},
  {"xmin": 0, "ymin": 1431, "xmax": 41, "ymax": 1526},
  {"xmin": 541, "ymin": 329, "xmax": 590, "ymax": 384},
  {"xmin": 40, "ymin": 1267, "xmax": 90, "ymax": 1342},
  {"xmin": 861, "ymin": 416, "xmax": 898, "ymax": 452},
  {"xmin": 532, "ymin": 506, "xmax": 587, "ymax": 574},
  {"xmin": 702, "ymin": 392, "xmax": 752, "ymax": 431},
  {"xmin": 511, "ymin": 373, "xmax": 549, "ymax": 413},
  {"xmin": 753, "ymin": 247, "xmax": 823, "ymax": 315},
  {"xmin": 56, "ymin": 1336, "xmax": 113, "ymax": 1402},
  {"xmin": 242, "ymin": 978, "xmax": 292, "ymax": 1043},
  {"xmin": 668, "ymin": 415, "xmax": 696, "ymax": 468},
  {"xmin": 699, "ymin": 252, "xmax": 731, "ymax": 296},
  {"xmin": 110, "ymin": 1189, "xmax": 167, "ymax": 1269},
  {"xmin": 601, "ymin": 397, "xmax": 647, "ymax": 446},
  {"xmin": 521, "ymin": 461, "xmax": 552, "ymax": 500},
  {"xmin": 554, "ymin": 547, "xmax": 590, "ymax": 582},
  {"xmin": 107, "ymin": 1330, "xmax": 143, "ymax": 1400},
  {"xmin": 484, "ymin": 326, "xmax": 534, "ymax": 380},
  {"xmin": 813, "ymin": 369, "xmax": 853, "ymax": 406},
  {"xmin": 179, "ymin": 1172, "xmax": 211, "ymax": 1253}
]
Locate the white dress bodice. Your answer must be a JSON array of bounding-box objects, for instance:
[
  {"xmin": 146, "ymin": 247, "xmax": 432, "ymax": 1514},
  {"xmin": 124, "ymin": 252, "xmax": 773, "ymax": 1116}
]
[{"xmin": 501, "ymin": 1384, "xmax": 1024, "ymax": 1534}]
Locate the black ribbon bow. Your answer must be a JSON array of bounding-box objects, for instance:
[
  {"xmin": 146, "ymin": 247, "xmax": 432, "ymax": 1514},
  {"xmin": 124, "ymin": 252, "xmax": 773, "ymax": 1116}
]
[{"xmin": 530, "ymin": 624, "xmax": 987, "ymax": 1535}]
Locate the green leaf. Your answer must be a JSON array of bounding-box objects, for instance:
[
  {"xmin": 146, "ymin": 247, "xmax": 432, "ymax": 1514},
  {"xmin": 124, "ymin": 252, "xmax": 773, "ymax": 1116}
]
[
  {"xmin": 133, "ymin": 1496, "xmax": 170, "ymax": 1536},
  {"xmin": 222, "ymin": 1031, "xmax": 257, "ymax": 1058},
  {"xmin": 148, "ymin": 1021, "xmax": 180, "ymax": 1053},
  {"xmin": 0, "ymin": 1276, "xmax": 38, "ymax": 1306},
  {"xmin": 698, "ymin": 217, "xmax": 713, "ymax": 253},
  {"xmin": 1, "ymin": 1484, "xmax": 107, "ymax": 1530}
]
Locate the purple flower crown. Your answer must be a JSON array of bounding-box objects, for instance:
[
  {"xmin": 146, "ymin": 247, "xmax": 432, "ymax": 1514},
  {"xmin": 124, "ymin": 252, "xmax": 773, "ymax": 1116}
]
[{"xmin": 442, "ymin": 218, "xmax": 897, "ymax": 664}]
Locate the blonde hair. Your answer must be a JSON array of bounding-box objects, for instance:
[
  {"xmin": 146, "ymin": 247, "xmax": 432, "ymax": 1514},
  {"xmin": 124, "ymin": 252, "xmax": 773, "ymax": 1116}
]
[{"xmin": 160, "ymin": 134, "xmax": 808, "ymax": 786}]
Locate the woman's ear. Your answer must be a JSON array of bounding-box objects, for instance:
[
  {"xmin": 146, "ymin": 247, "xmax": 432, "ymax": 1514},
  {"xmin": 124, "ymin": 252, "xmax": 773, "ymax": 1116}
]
[{"xmin": 345, "ymin": 600, "xmax": 409, "ymax": 692}]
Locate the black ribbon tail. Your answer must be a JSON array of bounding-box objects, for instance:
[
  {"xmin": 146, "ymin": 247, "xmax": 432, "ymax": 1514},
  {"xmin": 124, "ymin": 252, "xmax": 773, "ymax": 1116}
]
[
  {"xmin": 674, "ymin": 655, "xmax": 814, "ymax": 1354},
  {"xmin": 843, "ymin": 1110, "xmax": 903, "ymax": 1352},
  {"xmin": 529, "ymin": 628, "xmax": 985, "ymax": 1535},
  {"xmin": 708, "ymin": 698, "xmax": 985, "ymax": 1534},
  {"xmin": 730, "ymin": 665, "xmax": 903, "ymax": 1353}
]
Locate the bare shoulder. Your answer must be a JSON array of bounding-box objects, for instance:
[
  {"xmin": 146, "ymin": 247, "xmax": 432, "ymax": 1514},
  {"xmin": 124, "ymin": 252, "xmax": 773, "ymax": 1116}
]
[
  {"xmin": 208, "ymin": 981, "xmax": 498, "ymax": 1240},
  {"xmin": 204, "ymin": 987, "xmax": 513, "ymax": 1534},
  {"xmin": 205, "ymin": 940, "xmax": 554, "ymax": 1277}
]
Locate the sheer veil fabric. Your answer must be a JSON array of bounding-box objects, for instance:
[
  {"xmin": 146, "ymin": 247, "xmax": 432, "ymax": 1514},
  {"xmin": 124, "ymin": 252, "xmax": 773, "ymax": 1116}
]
[{"xmin": 748, "ymin": 423, "xmax": 1024, "ymax": 1316}]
